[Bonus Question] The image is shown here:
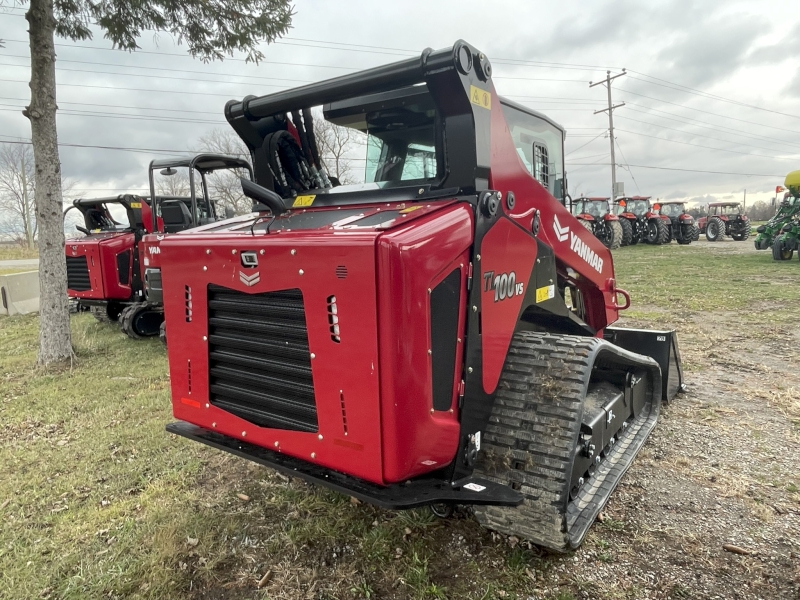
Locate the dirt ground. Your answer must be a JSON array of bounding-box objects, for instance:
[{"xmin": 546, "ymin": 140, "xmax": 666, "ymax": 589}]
[{"xmin": 2, "ymin": 237, "xmax": 798, "ymax": 600}]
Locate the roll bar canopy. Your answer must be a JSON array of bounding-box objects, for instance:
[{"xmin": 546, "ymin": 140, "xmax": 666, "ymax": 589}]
[{"xmin": 225, "ymin": 40, "xmax": 496, "ymax": 196}]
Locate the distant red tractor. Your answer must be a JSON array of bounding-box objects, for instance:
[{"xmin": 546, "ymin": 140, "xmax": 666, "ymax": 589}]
[
  {"xmin": 658, "ymin": 201, "xmax": 699, "ymax": 245},
  {"xmin": 570, "ymin": 197, "xmax": 623, "ymax": 249},
  {"xmin": 613, "ymin": 196, "xmax": 670, "ymax": 245},
  {"xmin": 697, "ymin": 202, "xmax": 751, "ymax": 242}
]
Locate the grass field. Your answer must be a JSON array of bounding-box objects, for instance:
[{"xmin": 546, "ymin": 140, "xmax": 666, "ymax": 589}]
[
  {"xmin": 0, "ymin": 245, "xmax": 39, "ymax": 261},
  {"xmin": 1, "ymin": 238, "xmax": 798, "ymax": 600}
]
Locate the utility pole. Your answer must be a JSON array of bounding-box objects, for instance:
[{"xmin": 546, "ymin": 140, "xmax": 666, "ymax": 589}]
[{"xmin": 590, "ymin": 70, "xmax": 626, "ymax": 200}]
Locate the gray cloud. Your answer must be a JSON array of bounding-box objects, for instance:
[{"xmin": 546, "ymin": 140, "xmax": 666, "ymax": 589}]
[{"xmin": 665, "ymin": 190, "xmax": 689, "ymax": 199}]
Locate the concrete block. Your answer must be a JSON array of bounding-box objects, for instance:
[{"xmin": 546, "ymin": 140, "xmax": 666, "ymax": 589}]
[{"xmin": 0, "ymin": 270, "xmax": 40, "ymax": 316}]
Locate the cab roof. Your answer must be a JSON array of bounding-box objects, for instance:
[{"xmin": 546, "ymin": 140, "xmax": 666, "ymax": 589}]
[{"xmin": 149, "ymin": 153, "xmax": 251, "ymax": 173}]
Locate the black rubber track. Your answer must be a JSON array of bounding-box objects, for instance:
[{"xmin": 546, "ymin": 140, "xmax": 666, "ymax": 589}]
[
  {"xmin": 90, "ymin": 305, "xmax": 118, "ymax": 324},
  {"xmin": 119, "ymin": 303, "xmax": 164, "ymax": 339},
  {"xmin": 472, "ymin": 331, "xmax": 661, "ymax": 551}
]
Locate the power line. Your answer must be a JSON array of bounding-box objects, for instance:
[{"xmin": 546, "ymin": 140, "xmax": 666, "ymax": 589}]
[
  {"xmin": 624, "ymin": 104, "xmax": 800, "ymax": 150},
  {"xmin": 566, "ymin": 163, "xmax": 785, "ymax": 178},
  {"xmin": 568, "ymin": 154, "xmax": 611, "ymax": 173},
  {"xmin": 0, "ymin": 106, "xmax": 225, "ymax": 125},
  {"xmin": 615, "ymin": 127, "xmax": 799, "ymax": 161},
  {"xmin": 0, "ymin": 137, "xmax": 195, "ymax": 155},
  {"xmin": 617, "ymin": 87, "xmax": 800, "ymax": 136},
  {"xmin": 626, "ymin": 71, "xmax": 800, "ymax": 121},
  {"xmin": 565, "ymin": 131, "xmax": 607, "ymax": 156},
  {"xmin": 613, "ymin": 137, "xmax": 641, "ymax": 195},
  {"xmin": 615, "ymin": 114, "xmax": 800, "ymax": 156},
  {"xmin": 0, "ymin": 78, "xmax": 255, "ymax": 98},
  {"xmin": 0, "ymin": 60, "xmax": 312, "ymax": 87},
  {"xmin": 0, "ymin": 96, "xmax": 221, "ymax": 116}
]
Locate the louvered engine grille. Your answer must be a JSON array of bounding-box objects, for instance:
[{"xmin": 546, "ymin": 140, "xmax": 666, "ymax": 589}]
[
  {"xmin": 207, "ymin": 284, "xmax": 318, "ymax": 433},
  {"xmin": 66, "ymin": 255, "xmax": 91, "ymax": 291}
]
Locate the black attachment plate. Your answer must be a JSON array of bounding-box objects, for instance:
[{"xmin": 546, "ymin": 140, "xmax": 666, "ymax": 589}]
[
  {"xmin": 167, "ymin": 421, "xmax": 523, "ymax": 509},
  {"xmin": 604, "ymin": 327, "xmax": 684, "ymax": 402}
]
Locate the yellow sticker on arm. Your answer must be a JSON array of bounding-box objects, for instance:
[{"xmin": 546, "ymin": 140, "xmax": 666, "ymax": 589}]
[
  {"xmin": 130, "ymin": 202, "xmax": 142, "ymax": 209},
  {"xmin": 536, "ymin": 284, "xmax": 555, "ymax": 303},
  {"xmin": 292, "ymin": 195, "xmax": 315, "ymax": 208},
  {"xmin": 469, "ymin": 85, "xmax": 492, "ymax": 110}
]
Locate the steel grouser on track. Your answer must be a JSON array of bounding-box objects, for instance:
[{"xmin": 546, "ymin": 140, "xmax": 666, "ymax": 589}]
[{"xmin": 158, "ymin": 40, "xmax": 684, "ymax": 551}]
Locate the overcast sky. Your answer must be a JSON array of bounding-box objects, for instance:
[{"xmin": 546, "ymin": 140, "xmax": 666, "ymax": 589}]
[{"xmin": 1, "ymin": 0, "xmax": 799, "ymax": 206}]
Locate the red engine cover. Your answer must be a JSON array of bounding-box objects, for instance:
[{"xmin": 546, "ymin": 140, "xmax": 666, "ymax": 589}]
[
  {"xmin": 66, "ymin": 232, "xmax": 135, "ymax": 300},
  {"xmin": 162, "ymin": 202, "xmax": 471, "ymax": 485}
]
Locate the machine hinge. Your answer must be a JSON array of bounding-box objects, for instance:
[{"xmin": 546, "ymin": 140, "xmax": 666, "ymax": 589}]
[
  {"xmin": 457, "ymin": 379, "xmax": 466, "ymax": 409},
  {"xmin": 466, "ymin": 262, "xmax": 473, "ymax": 291}
]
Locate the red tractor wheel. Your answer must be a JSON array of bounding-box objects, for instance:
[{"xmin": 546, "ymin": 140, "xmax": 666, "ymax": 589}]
[
  {"xmin": 618, "ymin": 218, "xmax": 633, "ymax": 246},
  {"xmin": 706, "ymin": 216, "xmax": 726, "ymax": 242},
  {"xmin": 646, "ymin": 218, "xmax": 669, "ymax": 245}
]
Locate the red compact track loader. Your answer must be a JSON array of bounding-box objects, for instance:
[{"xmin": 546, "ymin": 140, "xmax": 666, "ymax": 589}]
[
  {"xmin": 122, "ymin": 154, "xmax": 253, "ymax": 339},
  {"xmin": 65, "ymin": 195, "xmax": 154, "ymax": 322},
  {"xmin": 161, "ymin": 41, "xmax": 684, "ymax": 551}
]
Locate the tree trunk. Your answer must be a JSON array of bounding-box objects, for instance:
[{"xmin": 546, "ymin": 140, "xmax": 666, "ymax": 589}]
[
  {"xmin": 21, "ymin": 152, "xmax": 34, "ymax": 248},
  {"xmin": 25, "ymin": 0, "xmax": 73, "ymax": 365}
]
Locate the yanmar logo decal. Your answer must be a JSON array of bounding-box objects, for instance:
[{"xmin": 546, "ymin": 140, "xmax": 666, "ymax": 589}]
[
  {"xmin": 239, "ymin": 271, "xmax": 260, "ymax": 287},
  {"xmin": 148, "ymin": 246, "xmax": 160, "ymax": 254},
  {"xmin": 569, "ymin": 231, "xmax": 604, "ymax": 273},
  {"xmin": 552, "ymin": 215, "xmax": 570, "ymax": 242},
  {"xmin": 552, "ymin": 215, "xmax": 604, "ymax": 274}
]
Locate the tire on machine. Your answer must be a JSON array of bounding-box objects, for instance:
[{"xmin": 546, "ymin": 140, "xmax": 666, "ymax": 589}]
[
  {"xmin": 706, "ymin": 216, "xmax": 726, "ymax": 242},
  {"xmin": 646, "ymin": 218, "xmax": 669, "ymax": 245},
  {"xmin": 605, "ymin": 220, "xmax": 623, "ymax": 250},
  {"xmin": 772, "ymin": 234, "xmax": 794, "ymax": 261},
  {"xmin": 472, "ymin": 331, "xmax": 661, "ymax": 552},
  {"xmin": 618, "ymin": 218, "xmax": 633, "ymax": 246}
]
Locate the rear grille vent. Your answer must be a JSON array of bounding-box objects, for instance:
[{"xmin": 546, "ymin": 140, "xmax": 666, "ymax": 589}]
[
  {"xmin": 185, "ymin": 285, "xmax": 193, "ymax": 322},
  {"xmin": 335, "ymin": 265, "xmax": 348, "ymax": 279},
  {"xmin": 66, "ymin": 256, "xmax": 91, "ymax": 291},
  {"xmin": 207, "ymin": 284, "xmax": 318, "ymax": 432},
  {"xmin": 327, "ymin": 295, "xmax": 340, "ymax": 343},
  {"xmin": 116, "ymin": 250, "xmax": 131, "ymax": 286}
]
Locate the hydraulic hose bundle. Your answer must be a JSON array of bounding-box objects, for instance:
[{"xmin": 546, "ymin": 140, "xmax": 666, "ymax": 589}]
[{"xmin": 264, "ymin": 111, "xmax": 333, "ymax": 199}]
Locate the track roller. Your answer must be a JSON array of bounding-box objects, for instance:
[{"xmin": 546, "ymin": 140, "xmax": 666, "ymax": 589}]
[
  {"xmin": 472, "ymin": 332, "xmax": 662, "ymax": 551},
  {"xmin": 119, "ymin": 303, "xmax": 164, "ymax": 339},
  {"xmin": 90, "ymin": 303, "xmax": 123, "ymax": 324}
]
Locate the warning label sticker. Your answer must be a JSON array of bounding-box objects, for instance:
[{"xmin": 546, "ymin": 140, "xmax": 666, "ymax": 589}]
[
  {"xmin": 130, "ymin": 202, "xmax": 142, "ymax": 208},
  {"xmin": 469, "ymin": 85, "xmax": 492, "ymax": 110},
  {"xmin": 292, "ymin": 195, "xmax": 315, "ymax": 208},
  {"xmin": 536, "ymin": 284, "xmax": 555, "ymax": 303}
]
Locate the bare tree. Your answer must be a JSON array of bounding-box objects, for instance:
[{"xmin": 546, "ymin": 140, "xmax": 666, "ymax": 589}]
[
  {"xmin": 155, "ymin": 170, "xmax": 192, "ymax": 197},
  {"xmin": 313, "ymin": 114, "xmax": 366, "ymax": 185},
  {"xmin": 1, "ymin": 0, "xmax": 293, "ymax": 365},
  {"xmin": 196, "ymin": 129, "xmax": 252, "ymax": 215},
  {"xmin": 0, "ymin": 143, "xmax": 36, "ymax": 247}
]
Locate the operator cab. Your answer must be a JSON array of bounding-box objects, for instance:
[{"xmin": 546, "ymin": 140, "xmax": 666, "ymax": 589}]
[
  {"xmin": 659, "ymin": 202, "xmax": 686, "ymax": 218},
  {"xmin": 148, "ymin": 154, "xmax": 254, "ymax": 234},
  {"xmin": 617, "ymin": 197, "xmax": 650, "ymax": 217},
  {"xmin": 323, "ymin": 86, "xmax": 567, "ymax": 202},
  {"xmin": 572, "ymin": 197, "xmax": 609, "ymax": 219},
  {"xmin": 66, "ymin": 195, "xmax": 149, "ymax": 236}
]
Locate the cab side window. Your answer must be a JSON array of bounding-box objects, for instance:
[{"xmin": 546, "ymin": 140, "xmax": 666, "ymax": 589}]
[{"xmin": 501, "ymin": 102, "xmax": 565, "ymax": 198}]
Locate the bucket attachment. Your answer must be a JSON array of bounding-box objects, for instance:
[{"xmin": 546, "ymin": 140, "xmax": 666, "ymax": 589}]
[{"xmin": 604, "ymin": 327, "xmax": 685, "ymax": 402}]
